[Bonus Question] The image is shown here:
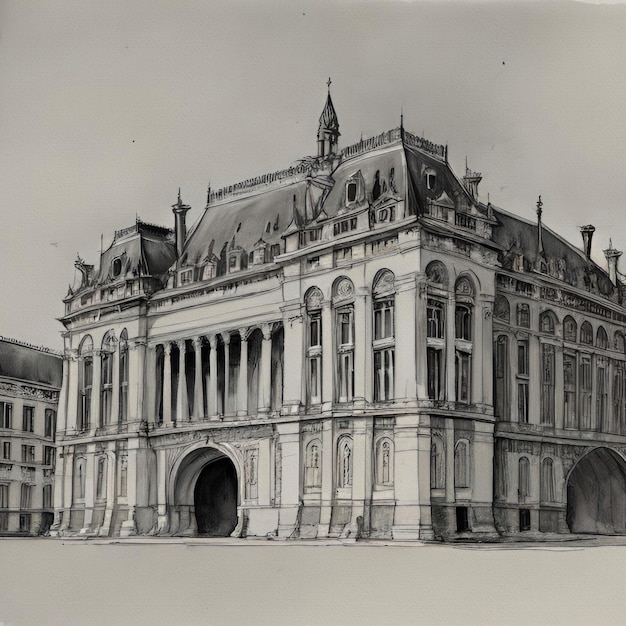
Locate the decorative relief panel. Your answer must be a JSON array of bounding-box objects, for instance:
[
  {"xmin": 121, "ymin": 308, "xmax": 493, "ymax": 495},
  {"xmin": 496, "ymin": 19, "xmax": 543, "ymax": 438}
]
[
  {"xmin": 0, "ymin": 382, "xmax": 59, "ymax": 402},
  {"xmin": 153, "ymin": 424, "xmax": 273, "ymax": 449}
]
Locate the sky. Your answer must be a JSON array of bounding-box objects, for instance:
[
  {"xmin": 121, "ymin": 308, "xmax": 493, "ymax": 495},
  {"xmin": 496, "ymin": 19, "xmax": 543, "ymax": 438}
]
[{"xmin": 2, "ymin": 0, "xmax": 626, "ymax": 349}]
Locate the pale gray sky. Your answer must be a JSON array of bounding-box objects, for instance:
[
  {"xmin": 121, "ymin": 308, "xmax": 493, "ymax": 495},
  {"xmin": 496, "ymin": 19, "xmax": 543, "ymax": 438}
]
[{"xmin": 2, "ymin": 0, "xmax": 626, "ymax": 349}]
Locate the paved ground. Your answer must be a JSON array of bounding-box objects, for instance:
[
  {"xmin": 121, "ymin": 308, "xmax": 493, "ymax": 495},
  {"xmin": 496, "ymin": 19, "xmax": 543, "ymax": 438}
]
[{"xmin": 1, "ymin": 536, "xmax": 626, "ymax": 625}]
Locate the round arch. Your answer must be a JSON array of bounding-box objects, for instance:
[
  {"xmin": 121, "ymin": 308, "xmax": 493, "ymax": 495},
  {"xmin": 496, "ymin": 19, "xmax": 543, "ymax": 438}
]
[
  {"xmin": 566, "ymin": 447, "xmax": 626, "ymax": 534},
  {"xmin": 170, "ymin": 443, "xmax": 243, "ymax": 537}
]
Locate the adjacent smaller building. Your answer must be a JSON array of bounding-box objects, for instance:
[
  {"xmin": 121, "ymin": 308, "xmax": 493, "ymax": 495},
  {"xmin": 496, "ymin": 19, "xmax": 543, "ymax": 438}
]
[{"xmin": 0, "ymin": 337, "xmax": 62, "ymax": 534}]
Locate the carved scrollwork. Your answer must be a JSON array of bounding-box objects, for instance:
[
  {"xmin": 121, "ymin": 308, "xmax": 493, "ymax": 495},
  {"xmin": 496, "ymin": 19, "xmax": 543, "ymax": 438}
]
[
  {"xmin": 334, "ymin": 278, "xmax": 354, "ymax": 300},
  {"xmin": 305, "ymin": 287, "xmax": 323, "ymax": 311}
]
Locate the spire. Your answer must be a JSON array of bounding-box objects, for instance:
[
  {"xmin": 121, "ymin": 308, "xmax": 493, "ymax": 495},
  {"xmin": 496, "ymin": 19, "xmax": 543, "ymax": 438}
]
[
  {"xmin": 317, "ymin": 79, "xmax": 340, "ymax": 158},
  {"xmin": 172, "ymin": 188, "xmax": 191, "ymax": 257},
  {"xmin": 536, "ymin": 195, "xmax": 545, "ymax": 260}
]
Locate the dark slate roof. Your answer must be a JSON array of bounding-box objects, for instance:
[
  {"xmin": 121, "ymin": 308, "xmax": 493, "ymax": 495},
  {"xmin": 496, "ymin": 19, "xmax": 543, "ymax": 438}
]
[
  {"xmin": 492, "ymin": 207, "xmax": 615, "ymax": 297},
  {"xmin": 0, "ymin": 339, "xmax": 62, "ymax": 388},
  {"xmin": 318, "ymin": 92, "xmax": 340, "ymax": 134},
  {"xmin": 96, "ymin": 221, "xmax": 176, "ymax": 285}
]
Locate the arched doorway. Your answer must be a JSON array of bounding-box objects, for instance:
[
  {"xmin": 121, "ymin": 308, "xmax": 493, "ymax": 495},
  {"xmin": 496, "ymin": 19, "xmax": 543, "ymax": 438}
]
[
  {"xmin": 194, "ymin": 457, "xmax": 238, "ymax": 536},
  {"xmin": 172, "ymin": 446, "xmax": 240, "ymax": 537},
  {"xmin": 567, "ymin": 448, "xmax": 626, "ymax": 534}
]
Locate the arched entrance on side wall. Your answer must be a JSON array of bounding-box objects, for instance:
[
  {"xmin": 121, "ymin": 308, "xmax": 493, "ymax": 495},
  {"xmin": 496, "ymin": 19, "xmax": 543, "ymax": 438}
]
[
  {"xmin": 172, "ymin": 446, "xmax": 240, "ymax": 537},
  {"xmin": 567, "ymin": 447, "xmax": 626, "ymax": 535}
]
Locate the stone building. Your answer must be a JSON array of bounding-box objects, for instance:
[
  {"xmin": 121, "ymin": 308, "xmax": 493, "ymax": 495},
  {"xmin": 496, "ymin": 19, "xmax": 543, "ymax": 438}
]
[
  {"xmin": 0, "ymin": 337, "xmax": 61, "ymax": 534},
  {"xmin": 52, "ymin": 88, "xmax": 626, "ymax": 540}
]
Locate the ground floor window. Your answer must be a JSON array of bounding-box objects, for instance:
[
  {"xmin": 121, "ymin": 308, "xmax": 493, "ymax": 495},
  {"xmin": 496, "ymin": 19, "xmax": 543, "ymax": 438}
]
[
  {"xmin": 456, "ymin": 506, "xmax": 470, "ymax": 532},
  {"xmin": 19, "ymin": 513, "xmax": 31, "ymax": 532},
  {"xmin": 519, "ymin": 508, "xmax": 531, "ymax": 531}
]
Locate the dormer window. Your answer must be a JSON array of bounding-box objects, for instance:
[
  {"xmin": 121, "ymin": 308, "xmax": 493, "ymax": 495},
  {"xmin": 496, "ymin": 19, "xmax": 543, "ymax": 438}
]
[
  {"xmin": 344, "ymin": 170, "xmax": 365, "ymax": 207},
  {"xmin": 179, "ymin": 269, "xmax": 193, "ymax": 285},
  {"xmin": 112, "ymin": 257, "xmax": 122, "ymax": 278},
  {"xmin": 347, "ymin": 182, "xmax": 357, "ymax": 203},
  {"xmin": 202, "ymin": 262, "xmax": 216, "ymax": 280},
  {"xmin": 425, "ymin": 169, "xmax": 437, "ymax": 190},
  {"xmin": 227, "ymin": 249, "xmax": 244, "ymax": 273}
]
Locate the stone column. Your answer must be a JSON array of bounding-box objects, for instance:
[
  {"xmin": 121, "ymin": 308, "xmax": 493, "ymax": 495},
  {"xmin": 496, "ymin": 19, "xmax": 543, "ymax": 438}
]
[
  {"xmin": 237, "ymin": 328, "xmax": 249, "ymax": 417},
  {"xmin": 110, "ymin": 342, "xmax": 120, "ymax": 426},
  {"xmin": 258, "ymin": 324, "xmax": 272, "ymax": 414},
  {"xmin": 80, "ymin": 445, "xmax": 96, "ymax": 533},
  {"xmin": 395, "ymin": 274, "xmax": 418, "ymax": 402},
  {"xmin": 176, "ymin": 340, "xmax": 188, "ymax": 422},
  {"xmin": 281, "ymin": 303, "xmax": 303, "ymax": 415},
  {"xmin": 321, "ymin": 303, "xmax": 333, "ymax": 409},
  {"xmin": 90, "ymin": 350, "xmax": 102, "ymax": 429},
  {"xmin": 416, "ymin": 420, "xmax": 434, "ymax": 540},
  {"xmin": 163, "ymin": 343, "xmax": 173, "ymax": 427},
  {"xmin": 57, "ymin": 354, "xmax": 70, "ymax": 434},
  {"xmin": 529, "ymin": 335, "xmax": 541, "ymax": 425},
  {"xmin": 131, "ymin": 338, "xmax": 146, "ymax": 424},
  {"xmin": 193, "ymin": 337, "xmax": 204, "ymax": 420},
  {"xmin": 99, "ymin": 445, "xmax": 116, "ymax": 536},
  {"xmin": 222, "ymin": 333, "xmax": 231, "ymax": 415},
  {"xmin": 144, "ymin": 344, "xmax": 156, "ymax": 424},
  {"xmin": 445, "ymin": 418, "xmax": 455, "ymax": 504},
  {"xmin": 208, "ymin": 335, "xmax": 218, "ymax": 417},
  {"xmin": 509, "ymin": 332, "xmax": 519, "ymax": 423},
  {"xmin": 317, "ymin": 419, "xmax": 334, "ymax": 537},
  {"xmin": 61, "ymin": 449, "xmax": 74, "ymax": 531},
  {"xmin": 120, "ymin": 440, "xmax": 139, "ymax": 537},
  {"xmin": 591, "ymin": 355, "xmax": 598, "ymax": 431},
  {"xmin": 471, "ymin": 300, "xmax": 485, "ymax": 407},
  {"xmin": 472, "ymin": 422, "xmax": 497, "ymax": 533},
  {"xmin": 276, "ymin": 421, "xmax": 300, "ymax": 537},
  {"xmin": 555, "ymin": 345, "xmax": 564, "ymax": 430},
  {"xmin": 446, "ymin": 295, "xmax": 456, "ymax": 402},
  {"xmin": 156, "ymin": 447, "xmax": 168, "ymax": 533},
  {"xmin": 353, "ymin": 292, "xmax": 367, "ymax": 406},
  {"xmin": 350, "ymin": 416, "xmax": 372, "ymax": 537},
  {"xmin": 66, "ymin": 351, "xmax": 79, "ymax": 432},
  {"xmin": 415, "ymin": 278, "xmax": 428, "ymax": 400}
]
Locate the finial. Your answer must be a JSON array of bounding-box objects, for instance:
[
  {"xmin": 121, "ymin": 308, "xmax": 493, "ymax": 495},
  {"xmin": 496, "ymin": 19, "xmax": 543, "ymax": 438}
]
[
  {"xmin": 207, "ymin": 182, "xmax": 211, "ymax": 204},
  {"xmin": 327, "ymin": 77, "xmax": 332, "ymax": 91},
  {"xmin": 536, "ymin": 195, "xmax": 543, "ymax": 217},
  {"xmin": 400, "ymin": 107, "xmax": 404, "ymax": 129},
  {"xmin": 610, "ymin": 238, "xmax": 614, "ymax": 250},
  {"xmin": 177, "ymin": 187, "xmax": 181, "ymax": 204},
  {"xmin": 487, "ymin": 193, "xmax": 490, "ymax": 204}
]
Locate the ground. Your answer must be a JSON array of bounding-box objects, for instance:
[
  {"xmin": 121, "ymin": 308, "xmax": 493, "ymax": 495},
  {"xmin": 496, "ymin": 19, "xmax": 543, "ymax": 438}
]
[{"xmin": 1, "ymin": 537, "xmax": 626, "ymax": 625}]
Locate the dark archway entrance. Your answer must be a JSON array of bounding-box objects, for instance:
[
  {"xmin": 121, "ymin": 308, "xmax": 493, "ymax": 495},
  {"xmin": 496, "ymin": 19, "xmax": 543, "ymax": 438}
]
[
  {"xmin": 194, "ymin": 457, "xmax": 238, "ymax": 536},
  {"xmin": 567, "ymin": 448, "xmax": 626, "ymax": 534}
]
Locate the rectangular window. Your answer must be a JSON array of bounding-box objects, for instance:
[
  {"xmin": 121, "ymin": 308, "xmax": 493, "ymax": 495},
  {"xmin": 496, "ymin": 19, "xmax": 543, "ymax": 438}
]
[
  {"xmin": 20, "ymin": 484, "xmax": 32, "ymax": 509},
  {"xmin": 456, "ymin": 351, "xmax": 471, "ymax": 404},
  {"xmin": 427, "ymin": 299, "xmax": 445, "ymax": 339},
  {"xmin": 43, "ymin": 484, "xmax": 52, "ymax": 509},
  {"xmin": 519, "ymin": 508, "xmax": 531, "ymax": 532},
  {"xmin": 336, "ymin": 308, "xmax": 354, "ymax": 403},
  {"xmin": 494, "ymin": 336, "xmax": 508, "ymax": 419},
  {"xmin": 613, "ymin": 361, "xmax": 626, "ymax": 435},
  {"xmin": 374, "ymin": 300, "xmax": 394, "ymax": 341},
  {"xmin": 456, "ymin": 506, "xmax": 470, "ymax": 532},
  {"xmin": 19, "ymin": 513, "xmax": 31, "ymax": 532},
  {"xmin": 2, "ymin": 442, "xmax": 10, "ymax": 460},
  {"xmin": 580, "ymin": 356, "xmax": 592, "ymax": 430},
  {"xmin": 0, "ymin": 512, "xmax": 7, "ymax": 531},
  {"xmin": 44, "ymin": 446, "xmax": 54, "ymax": 466},
  {"xmin": 517, "ymin": 340, "xmax": 529, "ymax": 423},
  {"xmin": 101, "ymin": 352, "xmax": 113, "ymax": 427},
  {"xmin": 564, "ymin": 353, "xmax": 578, "ymax": 429},
  {"xmin": 374, "ymin": 347, "xmax": 395, "ymax": 402},
  {"xmin": 540, "ymin": 344, "xmax": 555, "ymax": 425},
  {"xmin": 21, "ymin": 445, "xmax": 35, "ymax": 463},
  {"xmin": 0, "ymin": 402, "xmax": 12, "ymax": 429},
  {"xmin": 427, "ymin": 348, "xmax": 444, "ymax": 401},
  {"xmin": 81, "ymin": 357, "xmax": 93, "ymax": 431},
  {"xmin": 597, "ymin": 361, "xmax": 608, "ymax": 432},
  {"xmin": 45, "ymin": 409, "xmax": 55, "ymax": 439},
  {"xmin": 0, "ymin": 484, "xmax": 8, "ymax": 508},
  {"xmin": 22, "ymin": 406, "xmax": 34, "ymax": 433},
  {"xmin": 307, "ymin": 311, "xmax": 322, "ymax": 406},
  {"xmin": 455, "ymin": 305, "xmax": 472, "ymax": 340}
]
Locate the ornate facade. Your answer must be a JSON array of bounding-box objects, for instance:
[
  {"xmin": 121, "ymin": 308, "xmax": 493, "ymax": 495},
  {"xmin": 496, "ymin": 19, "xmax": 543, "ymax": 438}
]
[
  {"xmin": 0, "ymin": 337, "xmax": 61, "ymax": 534},
  {"xmin": 52, "ymin": 89, "xmax": 626, "ymax": 540}
]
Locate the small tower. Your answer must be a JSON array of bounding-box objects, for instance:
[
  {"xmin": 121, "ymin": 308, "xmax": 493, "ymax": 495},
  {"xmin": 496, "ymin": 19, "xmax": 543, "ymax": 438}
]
[
  {"xmin": 172, "ymin": 188, "xmax": 191, "ymax": 257},
  {"xmin": 317, "ymin": 78, "xmax": 340, "ymax": 158},
  {"xmin": 580, "ymin": 224, "xmax": 596, "ymax": 260}
]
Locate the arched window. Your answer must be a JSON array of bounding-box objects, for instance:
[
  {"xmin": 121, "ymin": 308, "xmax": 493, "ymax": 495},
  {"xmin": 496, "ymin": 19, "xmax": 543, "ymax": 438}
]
[
  {"xmin": 305, "ymin": 288, "xmax": 323, "ymax": 406},
  {"xmin": 100, "ymin": 332, "xmax": 116, "ymax": 427},
  {"xmin": 373, "ymin": 270, "xmax": 395, "ymax": 402},
  {"xmin": 376, "ymin": 438, "xmax": 394, "ymax": 486},
  {"xmin": 337, "ymin": 437, "xmax": 353, "ymax": 488},
  {"xmin": 494, "ymin": 296, "xmax": 510, "ymax": 323},
  {"xmin": 518, "ymin": 457, "xmax": 530, "ymax": 502},
  {"xmin": 540, "ymin": 343, "xmax": 556, "ymax": 425},
  {"xmin": 74, "ymin": 458, "xmax": 86, "ymax": 500},
  {"xmin": 541, "ymin": 458, "xmax": 555, "ymax": 503},
  {"xmin": 539, "ymin": 311, "xmax": 556, "ymax": 335},
  {"xmin": 119, "ymin": 330, "xmax": 129, "ymax": 423},
  {"xmin": 78, "ymin": 336, "xmax": 93, "ymax": 431},
  {"xmin": 425, "ymin": 261, "xmax": 449, "ymax": 289},
  {"xmin": 615, "ymin": 332, "xmax": 626, "ymax": 354},
  {"xmin": 42, "ymin": 484, "xmax": 52, "ymax": 509},
  {"xmin": 430, "ymin": 436, "xmax": 445, "ymax": 489},
  {"xmin": 96, "ymin": 456, "xmax": 106, "ymax": 500},
  {"xmin": 580, "ymin": 321, "xmax": 593, "ymax": 345},
  {"xmin": 596, "ymin": 326, "xmax": 609, "ymax": 349},
  {"xmin": 454, "ymin": 440, "xmax": 470, "ymax": 488},
  {"xmin": 516, "ymin": 303, "xmax": 530, "ymax": 328},
  {"xmin": 333, "ymin": 278, "xmax": 355, "ymax": 403},
  {"xmin": 563, "ymin": 316, "xmax": 577, "ymax": 342},
  {"xmin": 304, "ymin": 439, "xmax": 322, "ymax": 490}
]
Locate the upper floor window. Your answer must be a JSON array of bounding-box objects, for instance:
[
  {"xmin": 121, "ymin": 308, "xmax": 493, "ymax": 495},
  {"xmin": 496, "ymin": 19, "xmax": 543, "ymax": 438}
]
[
  {"xmin": 494, "ymin": 296, "xmax": 510, "ymax": 323},
  {"xmin": 119, "ymin": 330, "xmax": 129, "ymax": 423},
  {"xmin": 347, "ymin": 182, "xmax": 357, "ymax": 203},
  {"xmin": 111, "ymin": 257, "xmax": 122, "ymax": 278},
  {"xmin": 344, "ymin": 170, "xmax": 364, "ymax": 207},
  {"xmin": 100, "ymin": 333, "xmax": 116, "ymax": 427},
  {"xmin": 334, "ymin": 278, "xmax": 355, "ymax": 403},
  {"xmin": 615, "ymin": 332, "xmax": 626, "ymax": 354},
  {"xmin": 0, "ymin": 402, "xmax": 12, "ymax": 430},
  {"xmin": 494, "ymin": 336, "xmax": 509, "ymax": 420},
  {"xmin": 580, "ymin": 321, "xmax": 593, "ymax": 346},
  {"xmin": 427, "ymin": 299, "xmax": 445, "ymax": 339},
  {"xmin": 372, "ymin": 270, "xmax": 395, "ymax": 402},
  {"xmin": 564, "ymin": 352, "xmax": 577, "ymax": 429},
  {"xmin": 79, "ymin": 335, "xmax": 94, "ymax": 431},
  {"xmin": 44, "ymin": 409, "xmax": 55, "ymax": 439},
  {"xmin": 455, "ymin": 304, "xmax": 472, "ymax": 341},
  {"xmin": 305, "ymin": 288, "xmax": 323, "ymax": 406},
  {"xmin": 425, "ymin": 168, "xmax": 437, "ymax": 190},
  {"xmin": 22, "ymin": 406, "xmax": 34, "ymax": 433},
  {"xmin": 179, "ymin": 268, "xmax": 193, "ymax": 285},
  {"xmin": 539, "ymin": 311, "xmax": 556, "ymax": 335},
  {"xmin": 517, "ymin": 340, "xmax": 530, "ymax": 423},
  {"xmin": 516, "ymin": 303, "xmax": 530, "ymax": 328},
  {"xmin": 563, "ymin": 316, "xmax": 577, "ymax": 342},
  {"xmin": 541, "ymin": 458, "xmax": 555, "ymax": 503},
  {"xmin": 540, "ymin": 343, "xmax": 556, "ymax": 425},
  {"xmin": 518, "ymin": 457, "xmax": 530, "ymax": 502},
  {"xmin": 596, "ymin": 326, "xmax": 609, "ymax": 350}
]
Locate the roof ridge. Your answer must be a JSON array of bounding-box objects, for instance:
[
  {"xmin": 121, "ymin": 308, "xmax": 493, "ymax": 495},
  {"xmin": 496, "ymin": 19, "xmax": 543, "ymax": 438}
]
[{"xmin": 0, "ymin": 336, "xmax": 62, "ymax": 356}]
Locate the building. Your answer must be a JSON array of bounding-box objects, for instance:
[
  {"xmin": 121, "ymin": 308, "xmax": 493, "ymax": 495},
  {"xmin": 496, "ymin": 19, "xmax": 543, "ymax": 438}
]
[
  {"xmin": 0, "ymin": 337, "xmax": 61, "ymax": 534},
  {"xmin": 51, "ymin": 88, "xmax": 626, "ymax": 540}
]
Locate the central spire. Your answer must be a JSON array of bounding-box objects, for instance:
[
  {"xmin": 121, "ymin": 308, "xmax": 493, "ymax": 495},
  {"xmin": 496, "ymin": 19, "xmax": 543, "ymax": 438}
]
[{"xmin": 317, "ymin": 79, "xmax": 340, "ymax": 158}]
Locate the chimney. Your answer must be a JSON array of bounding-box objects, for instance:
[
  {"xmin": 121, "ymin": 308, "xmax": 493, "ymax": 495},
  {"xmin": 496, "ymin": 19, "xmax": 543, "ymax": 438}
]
[
  {"xmin": 604, "ymin": 240, "xmax": 622, "ymax": 286},
  {"xmin": 172, "ymin": 188, "xmax": 191, "ymax": 257},
  {"xmin": 580, "ymin": 225, "xmax": 595, "ymax": 260}
]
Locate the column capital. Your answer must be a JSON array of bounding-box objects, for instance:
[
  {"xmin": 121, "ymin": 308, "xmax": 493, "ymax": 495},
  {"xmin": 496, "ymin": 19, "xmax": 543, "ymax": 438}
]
[
  {"xmin": 65, "ymin": 349, "xmax": 79, "ymax": 361},
  {"xmin": 261, "ymin": 323, "xmax": 273, "ymax": 341},
  {"xmin": 208, "ymin": 334, "xmax": 218, "ymax": 349},
  {"xmin": 128, "ymin": 337, "xmax": 146, "ymax": 350},
  {"xmin": 221, "ymin": 332, "xmax": 231, "ymax": 346},
  {"xmin": 176, "ymin": 339, "xmax": 186, "ymax": 350},
  {"xmin": 163, "ymin": 342, "xmax": 173, "ymax": 356},
  {"xmin": 192, "ymin": 336, "xmax": 203, "ymax": 350},
  {"xmin": 239, "ymin": 327, "xmax": 250, "ymax": 342}
]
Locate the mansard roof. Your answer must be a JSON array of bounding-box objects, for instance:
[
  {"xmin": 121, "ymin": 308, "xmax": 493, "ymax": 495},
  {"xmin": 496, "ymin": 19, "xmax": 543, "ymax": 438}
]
[
  {"xmin": 0, "ymin": 337, "xmax": 62, "ymax": 388},
  {"xmin": 491, "ymin": 207, "xmax": 616, "ymax": 297},
  {"xmin": 95, "ymin": 220, "xmax": 176, "ymax": 286}
]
